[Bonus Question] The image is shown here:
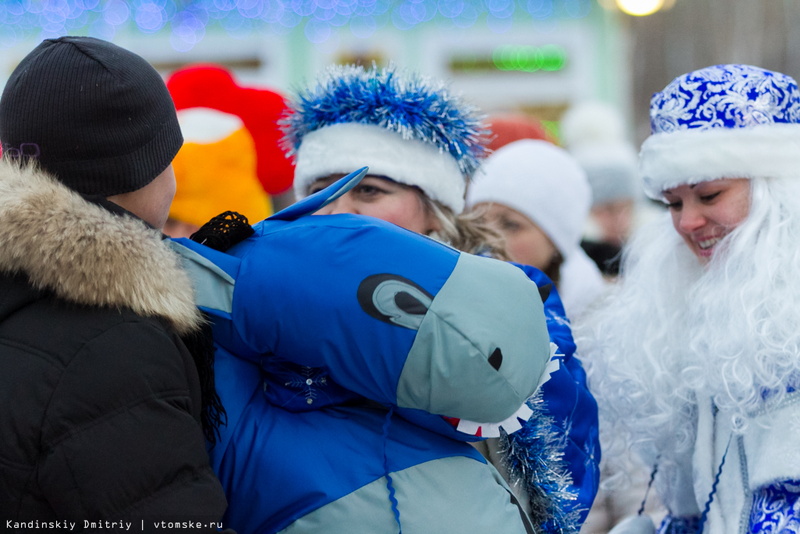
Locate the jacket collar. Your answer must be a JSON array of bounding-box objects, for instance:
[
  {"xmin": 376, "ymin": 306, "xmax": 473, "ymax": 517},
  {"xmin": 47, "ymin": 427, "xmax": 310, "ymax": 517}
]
[{"xmin": 0, "ymin": 160, "xmax": 202, "ymax": 334}]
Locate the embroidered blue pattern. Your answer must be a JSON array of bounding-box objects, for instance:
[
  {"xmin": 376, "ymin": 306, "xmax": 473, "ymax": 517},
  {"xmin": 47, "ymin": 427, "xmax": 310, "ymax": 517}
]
[
  {"xmin": 650, "ymin": 64, "xmax": 800, "ymax": 134},
  {"xmin": 263, "ymin": 359, "xmax": 359, "ymax": 411},
  {"xmin": 749, "ymin": 480, "xmax": 800, "ymax": 533}
]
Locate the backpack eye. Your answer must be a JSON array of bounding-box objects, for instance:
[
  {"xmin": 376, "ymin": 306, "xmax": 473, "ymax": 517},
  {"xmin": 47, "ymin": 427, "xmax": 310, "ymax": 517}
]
[{"xmin": 488, "ymin": 348, "xmax": 503, "ymax": 371}]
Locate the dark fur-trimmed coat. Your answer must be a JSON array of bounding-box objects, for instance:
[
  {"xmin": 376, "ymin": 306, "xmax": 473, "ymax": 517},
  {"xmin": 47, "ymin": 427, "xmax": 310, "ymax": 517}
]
[{"xmin": 0, "ymin": 161, "xmax": 228, "ymax": 529}]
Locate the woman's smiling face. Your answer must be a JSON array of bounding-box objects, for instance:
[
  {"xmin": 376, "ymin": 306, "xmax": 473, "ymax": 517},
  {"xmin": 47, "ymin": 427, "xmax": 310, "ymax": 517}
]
[{"xmin": 662, "ymin": 178, "xmax": 751, "ymax": 263}]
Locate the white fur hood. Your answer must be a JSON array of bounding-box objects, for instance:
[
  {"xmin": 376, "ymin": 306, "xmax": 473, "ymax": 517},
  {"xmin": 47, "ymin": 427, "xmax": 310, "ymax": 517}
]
[{"xmin": 0, "ymin": 160, "xmax": 202, "ymax": 334}]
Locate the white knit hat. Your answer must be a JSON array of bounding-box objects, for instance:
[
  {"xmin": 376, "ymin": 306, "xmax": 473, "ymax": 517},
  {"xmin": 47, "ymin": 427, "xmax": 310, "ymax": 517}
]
[
  {"xmin": 281, "ymin": 64, "xmax": 489, "ymax": 213},
  {"xmin": 466, "ymin": 139, "xmax": 606, "ymax": 317},
  {"xmin": 641, "ymin": 64, "xmax": 800, "ymax": 200},
  {"xmin": 466, "ymin": 139, "xmax": 591, "ymax": 259}
]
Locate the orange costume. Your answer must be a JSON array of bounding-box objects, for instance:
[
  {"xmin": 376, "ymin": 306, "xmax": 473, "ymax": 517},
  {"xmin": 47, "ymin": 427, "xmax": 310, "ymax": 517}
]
[{"xmin": 166, "ymin": 65, "xmax": 294, "ymax": 229}]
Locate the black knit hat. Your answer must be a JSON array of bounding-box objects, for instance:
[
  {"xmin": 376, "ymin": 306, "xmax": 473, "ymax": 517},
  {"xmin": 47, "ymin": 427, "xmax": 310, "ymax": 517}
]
[{"xmin": 0, "ymin": 36, "xmax": 183, "ymax": 197}]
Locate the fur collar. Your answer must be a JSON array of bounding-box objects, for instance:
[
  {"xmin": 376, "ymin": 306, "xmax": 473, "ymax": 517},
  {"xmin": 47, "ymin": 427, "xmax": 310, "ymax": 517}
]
[{"xmin": 0, "ymin": 160, "xmax": 202, "ymax": 335}]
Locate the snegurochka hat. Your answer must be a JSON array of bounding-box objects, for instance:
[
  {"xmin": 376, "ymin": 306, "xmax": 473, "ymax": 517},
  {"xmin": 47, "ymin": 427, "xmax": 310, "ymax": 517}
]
[
  {"xmin": 640, "ymin": 64, "xmax": 800, "ymax": 200},
  {"xmin": 281, "ymin": 63, "xmax": 489, "ymax": 214}
]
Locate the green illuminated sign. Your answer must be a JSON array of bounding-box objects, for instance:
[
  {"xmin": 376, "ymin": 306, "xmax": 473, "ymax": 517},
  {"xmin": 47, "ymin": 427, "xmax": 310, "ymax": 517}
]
[
  {"xmin": 449, "ymin": 44, "xmax": 568, "ymax": 73},
  {"xmin": 493, "ymin": 44, "xmax": 567, "ymax": 72}
]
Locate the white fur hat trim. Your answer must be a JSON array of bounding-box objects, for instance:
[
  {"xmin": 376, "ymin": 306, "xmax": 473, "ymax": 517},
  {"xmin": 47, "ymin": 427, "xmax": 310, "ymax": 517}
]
[
  {"xmin": 293, "ymin": 122, "xmax": 466, "ymax": 213},
  {"xmin": 640, "ymin": 123, "xmax": 800, "ymax": 199}
]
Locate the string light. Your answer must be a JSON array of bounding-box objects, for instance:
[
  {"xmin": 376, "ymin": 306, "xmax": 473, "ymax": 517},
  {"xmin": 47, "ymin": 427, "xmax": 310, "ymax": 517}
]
[{"xmin": 0, "ymin": 0, "xmax": 594, "ymax": 49}]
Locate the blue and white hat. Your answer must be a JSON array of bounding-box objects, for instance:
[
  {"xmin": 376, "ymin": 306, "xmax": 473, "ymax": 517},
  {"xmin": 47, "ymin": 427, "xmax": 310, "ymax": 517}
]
[
  {"xmin": 281, "ymin": 64, "xmax": 489, "ymax": 213},
  {"xmin": 640, "ymin": 64, "xmax": 800, "ymax": 199}
]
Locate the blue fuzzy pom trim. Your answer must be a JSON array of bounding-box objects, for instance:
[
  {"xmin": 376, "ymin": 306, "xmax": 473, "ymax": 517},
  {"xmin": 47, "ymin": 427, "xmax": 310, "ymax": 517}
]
[{"xmin": 281, "ymin": 63, "xmax": 490, "ymax": 177}]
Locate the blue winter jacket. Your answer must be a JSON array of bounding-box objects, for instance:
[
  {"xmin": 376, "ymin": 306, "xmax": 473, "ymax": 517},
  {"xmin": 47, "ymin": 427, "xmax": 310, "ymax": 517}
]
[{"xmin": 507, "ymin": 264, "xmax": 601, "ymax": 531}]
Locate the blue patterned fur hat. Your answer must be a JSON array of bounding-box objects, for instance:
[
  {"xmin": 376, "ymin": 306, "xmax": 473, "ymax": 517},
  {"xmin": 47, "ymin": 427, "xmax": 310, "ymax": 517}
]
[
  {"xmin": 281, "ymin": 63, "xmax": 489, "ymax": 213},
  {"xmin": 640, "ymin": 64, "xmax": 800, "ymax": 199}
]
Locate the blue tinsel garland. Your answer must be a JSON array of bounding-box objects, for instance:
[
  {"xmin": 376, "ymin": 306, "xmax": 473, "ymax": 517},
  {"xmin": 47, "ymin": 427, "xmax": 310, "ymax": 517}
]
[{"xmin": 500, "ymin": 390, "xmax": 584, "ymax": 534}]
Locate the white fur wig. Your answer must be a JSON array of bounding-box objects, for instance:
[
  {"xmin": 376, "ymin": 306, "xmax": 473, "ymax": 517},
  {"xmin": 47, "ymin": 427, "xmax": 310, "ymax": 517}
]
[{"xmin": 576, "ymin": 174, "xmax": 800, "ymax": 480}]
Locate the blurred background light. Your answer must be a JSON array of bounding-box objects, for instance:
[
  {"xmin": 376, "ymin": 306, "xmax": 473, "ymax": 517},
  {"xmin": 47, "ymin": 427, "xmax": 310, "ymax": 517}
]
[
  {"xmin": 0, "ymin": 0, "xmax": 593, "ymax": 49},
  {"xmin": 615, "ymin": 0, "xmax": 663, "ymax": 16}
]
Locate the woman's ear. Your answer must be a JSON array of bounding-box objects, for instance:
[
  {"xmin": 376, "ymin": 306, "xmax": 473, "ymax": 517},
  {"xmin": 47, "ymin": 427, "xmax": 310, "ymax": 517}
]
[{"xmin": 425, "ymin": 212, "xmax": 442, "ymax": 235}]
